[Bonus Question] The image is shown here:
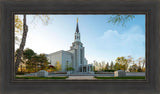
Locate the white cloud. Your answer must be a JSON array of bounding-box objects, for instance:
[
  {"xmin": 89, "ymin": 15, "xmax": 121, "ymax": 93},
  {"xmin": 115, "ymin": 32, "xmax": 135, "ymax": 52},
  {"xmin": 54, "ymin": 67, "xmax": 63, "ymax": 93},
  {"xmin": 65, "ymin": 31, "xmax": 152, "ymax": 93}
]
[{"xmin": 98, "ymin": 25, "xmax": 145, "ymax": 59}]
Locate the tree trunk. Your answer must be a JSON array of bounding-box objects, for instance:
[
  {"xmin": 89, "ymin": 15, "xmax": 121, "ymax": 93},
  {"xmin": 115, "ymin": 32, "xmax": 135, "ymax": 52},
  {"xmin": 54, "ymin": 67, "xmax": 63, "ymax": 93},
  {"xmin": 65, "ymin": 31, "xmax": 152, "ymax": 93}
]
[{"xmin": 15, "ymin": 14, "xmax": 28, "ymax": 73}]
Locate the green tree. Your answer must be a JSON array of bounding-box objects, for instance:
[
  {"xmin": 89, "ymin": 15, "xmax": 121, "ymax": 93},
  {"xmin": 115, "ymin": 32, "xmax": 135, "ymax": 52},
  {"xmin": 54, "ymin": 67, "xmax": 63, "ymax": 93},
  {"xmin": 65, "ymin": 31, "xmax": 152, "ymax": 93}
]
[
  {"xmin": 115, "ymin": 56, "xmax": 128, "ymax": 71},
  {"xmin": 114, "ymin": 62, "xmax": 120, "ymax": 70},
  {"xmin": 105, "ymin": 62, "xmax": 109, "ymax": 70},
  {"xmin": 129, "ymin": 64, "xmax": 138, "ymax": 72},
  {"xmin": 66, "ymin": 67, "xmax": 74, "ymax": 71},
  {"xmin": 110, "ymin": 61, "xmax": 114, "ymax": 70},
  {"xmin": 107, "ymin": 15, "xmax": 135, "ymax": 26},
  {"xmin": 38, "ymin": 54, "xmax": 50, "ymax": 70},
  {"xmin": 31, "ymin": 55, "xmax": 40, "ymax": 72},
  {"xmin": 23, "ymin": 48, "xmax": 36, "ymax": 72},
  {"xmin": 135, "ymin": 57, "xmax": 144, "ymax": 72},
  {"xmin": 23, "ymin": 48, "xmax": 36, "ymax": 60}
]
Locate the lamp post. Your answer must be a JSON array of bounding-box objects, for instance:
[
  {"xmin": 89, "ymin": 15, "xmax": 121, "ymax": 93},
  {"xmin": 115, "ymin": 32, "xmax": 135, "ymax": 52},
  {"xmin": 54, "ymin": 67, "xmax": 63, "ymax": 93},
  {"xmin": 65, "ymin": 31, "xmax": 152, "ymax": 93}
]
[{"xmin": 66, "ymin": 60, "xmax": 68, "ymax": 72}]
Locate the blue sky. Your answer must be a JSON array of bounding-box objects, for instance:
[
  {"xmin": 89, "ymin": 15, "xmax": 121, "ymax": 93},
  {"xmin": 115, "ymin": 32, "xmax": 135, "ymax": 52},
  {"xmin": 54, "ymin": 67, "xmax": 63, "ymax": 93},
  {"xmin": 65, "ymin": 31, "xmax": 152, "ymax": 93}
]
[{"xmin": 15, "ymin": 14, "xmax": 145, "ymax": 64}]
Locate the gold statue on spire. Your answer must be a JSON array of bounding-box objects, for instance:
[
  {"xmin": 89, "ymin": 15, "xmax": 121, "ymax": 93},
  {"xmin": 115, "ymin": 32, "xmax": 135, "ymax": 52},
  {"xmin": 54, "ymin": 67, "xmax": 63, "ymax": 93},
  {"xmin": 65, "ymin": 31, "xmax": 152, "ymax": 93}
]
[{"xmin": 77, "ymin": 17, "xmax": 78, "ymax": 23}]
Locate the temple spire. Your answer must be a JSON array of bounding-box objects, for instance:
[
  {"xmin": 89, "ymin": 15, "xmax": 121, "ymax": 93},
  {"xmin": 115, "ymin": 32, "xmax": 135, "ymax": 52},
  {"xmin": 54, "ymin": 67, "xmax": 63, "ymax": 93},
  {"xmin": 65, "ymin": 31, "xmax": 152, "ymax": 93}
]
[
  {"xmin": 74, "ymin": 17, "xmax": 80, "ymax": 42},
  {"xmin": 76, "ymin": 17, "xmax": 79, "ymax": 33}
]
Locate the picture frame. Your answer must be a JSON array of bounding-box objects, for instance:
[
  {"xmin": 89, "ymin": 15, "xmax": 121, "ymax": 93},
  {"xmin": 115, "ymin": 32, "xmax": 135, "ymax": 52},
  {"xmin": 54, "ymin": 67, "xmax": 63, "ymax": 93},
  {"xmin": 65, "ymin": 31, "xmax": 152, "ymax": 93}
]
[{"xmin": 0, "ymin": 0, "xmax": 159, "ymax": 94}]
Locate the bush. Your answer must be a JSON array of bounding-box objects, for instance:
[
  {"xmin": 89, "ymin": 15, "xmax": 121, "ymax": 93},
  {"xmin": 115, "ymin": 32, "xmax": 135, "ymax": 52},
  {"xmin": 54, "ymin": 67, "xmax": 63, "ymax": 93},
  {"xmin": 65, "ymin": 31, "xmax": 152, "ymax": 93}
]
[
  {"xmin": 137, "ymin": 67, "xmax": 142, "ymax": 72},
  {"xmin": 16, "ymin": 72, "xmax": 25, "ymax": 75},
  {"xmin": 104, "ymin": 70, "xmax": 115, "ymax": 72},
  {"xmin": 66, "ymin": 67, "xmax": 74, "ymax": 71}
]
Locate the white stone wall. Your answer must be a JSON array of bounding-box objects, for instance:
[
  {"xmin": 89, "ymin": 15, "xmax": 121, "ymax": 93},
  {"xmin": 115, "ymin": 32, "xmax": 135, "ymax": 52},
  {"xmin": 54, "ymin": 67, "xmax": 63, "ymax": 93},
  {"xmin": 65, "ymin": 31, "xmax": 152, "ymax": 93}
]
[
  {"xmin": 47, "ymin": 50, "xmax": 73, "ymax": 72},
  {"xmin": 68, "ymin": 49, "xmax": 76, "ymax": 71},
  {"xmin": 61, "ymin": 51, "xmax": 73, "ymax": 71},
  {"xmin": 84, "ymin": 58, "xmax": 88, "ymax": 65},
  {"xmin": 47, "ymin": 50, "xmax": 63, "ymax": 66}
]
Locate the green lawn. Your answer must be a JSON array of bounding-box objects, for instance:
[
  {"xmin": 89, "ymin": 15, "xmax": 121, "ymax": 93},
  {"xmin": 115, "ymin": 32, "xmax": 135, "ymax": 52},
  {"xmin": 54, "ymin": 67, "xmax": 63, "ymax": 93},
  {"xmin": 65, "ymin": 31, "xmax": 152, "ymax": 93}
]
[
  {"xmin": 16, "ymin": 76, "xmax": 68, "ymax": 79},
  {"xmin": 95, "ymin": 76, "xmax": 145, "ymax": 79}
]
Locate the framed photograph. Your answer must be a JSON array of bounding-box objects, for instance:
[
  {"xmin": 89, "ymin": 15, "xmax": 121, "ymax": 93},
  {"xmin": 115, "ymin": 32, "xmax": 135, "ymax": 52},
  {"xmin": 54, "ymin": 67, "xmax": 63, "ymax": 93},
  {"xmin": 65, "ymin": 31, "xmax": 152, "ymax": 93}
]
[{"xmin": 0, "ymin": 0, "xmax": 160, "ymax": 94}]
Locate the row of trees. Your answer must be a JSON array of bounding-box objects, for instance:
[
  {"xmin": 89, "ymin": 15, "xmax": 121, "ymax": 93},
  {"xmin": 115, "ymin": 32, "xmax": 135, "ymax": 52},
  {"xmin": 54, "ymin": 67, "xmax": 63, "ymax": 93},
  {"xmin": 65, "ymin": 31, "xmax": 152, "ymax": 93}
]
[
  {"xmin": 15, "ymin": 48, "xmax": 56, "ymax": 73},
  {"xmin": 93, "ymin": 56, "xmax": 145, "ymax": 72}
]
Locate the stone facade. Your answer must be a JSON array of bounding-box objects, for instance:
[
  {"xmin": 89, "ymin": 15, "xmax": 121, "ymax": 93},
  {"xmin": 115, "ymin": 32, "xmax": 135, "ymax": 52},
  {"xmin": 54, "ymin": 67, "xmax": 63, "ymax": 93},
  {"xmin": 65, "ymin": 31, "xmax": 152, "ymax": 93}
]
[
  {"xmin": 46, "ymin": 18, "xmax": 93, "ymax": 72},
  {"xmin": 114, "ymin": 70, "xmax": 126, "ymax": 77}
]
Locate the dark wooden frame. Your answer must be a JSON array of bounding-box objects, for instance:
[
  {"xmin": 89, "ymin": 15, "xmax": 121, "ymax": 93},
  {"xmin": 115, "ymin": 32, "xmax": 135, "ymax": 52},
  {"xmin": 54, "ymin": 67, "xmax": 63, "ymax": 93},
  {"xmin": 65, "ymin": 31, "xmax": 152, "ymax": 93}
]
[{"xmin": 0, "ymin": 0, "xmax": 160, "ymax": 94}]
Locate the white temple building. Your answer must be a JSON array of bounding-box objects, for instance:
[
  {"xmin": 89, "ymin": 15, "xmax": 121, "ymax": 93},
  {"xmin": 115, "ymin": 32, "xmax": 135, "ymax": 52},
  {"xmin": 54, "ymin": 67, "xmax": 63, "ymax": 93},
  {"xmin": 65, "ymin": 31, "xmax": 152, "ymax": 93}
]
[{"xmin": 46, "ymin": 18, "xmax": 93, "ymax": 72}]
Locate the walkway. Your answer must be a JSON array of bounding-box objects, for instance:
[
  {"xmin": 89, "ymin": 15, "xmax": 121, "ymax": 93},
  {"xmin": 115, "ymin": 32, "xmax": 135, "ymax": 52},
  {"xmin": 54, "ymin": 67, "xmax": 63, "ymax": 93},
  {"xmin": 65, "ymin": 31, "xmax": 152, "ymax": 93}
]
[{"xmin": 66, "ymin": 76, "xmax": 96, "ymax": 80}]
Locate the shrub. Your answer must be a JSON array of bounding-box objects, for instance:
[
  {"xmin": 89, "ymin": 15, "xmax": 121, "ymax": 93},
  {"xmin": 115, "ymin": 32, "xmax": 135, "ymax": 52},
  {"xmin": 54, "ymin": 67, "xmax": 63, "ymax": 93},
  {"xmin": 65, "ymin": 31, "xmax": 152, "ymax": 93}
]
[
  {"xmin": 16, "ymin": 72, "xmax": 25, "ymax": 75},
  {"xmin": 137, "ymin": 67, "xmax": 142, "ymax": 72},
  {"xmin": 104, "ymin": 70, "xmax": 115, "ymax": 72}
]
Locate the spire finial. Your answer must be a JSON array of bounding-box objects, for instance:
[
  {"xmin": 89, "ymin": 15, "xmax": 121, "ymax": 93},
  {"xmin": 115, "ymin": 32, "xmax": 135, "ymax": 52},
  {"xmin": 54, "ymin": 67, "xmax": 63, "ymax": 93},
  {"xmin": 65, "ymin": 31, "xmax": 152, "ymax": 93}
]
[{"xmin": 77, "ymin": 17, "xmax": 78, "ymax": 23}]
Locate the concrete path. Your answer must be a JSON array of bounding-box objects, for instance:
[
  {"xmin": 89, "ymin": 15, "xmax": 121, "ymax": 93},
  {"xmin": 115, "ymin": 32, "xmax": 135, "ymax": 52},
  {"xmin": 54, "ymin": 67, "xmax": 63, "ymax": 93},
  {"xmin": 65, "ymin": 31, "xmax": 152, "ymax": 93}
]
[{"xmin": 66, "ymin": 76, "xmax": 96, "ymax": 80}]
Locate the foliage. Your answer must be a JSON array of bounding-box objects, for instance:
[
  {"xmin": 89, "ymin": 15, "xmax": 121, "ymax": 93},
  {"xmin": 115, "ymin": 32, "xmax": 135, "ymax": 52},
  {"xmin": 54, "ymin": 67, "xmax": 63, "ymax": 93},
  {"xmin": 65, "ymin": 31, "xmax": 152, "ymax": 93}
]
[
  {"xmin": 38, "ymin": 54, "xmax": 50, "ymax": 70},
  {"xmin": 31, "ymin": 15, "xmax": 52, "ymax": 25},
  {"xmin": 137, "ymin": 67, "xmax": 143, "ymax": 72},
  {"xmin": 95, "ymin": 76, "xmax": 145, "ymax": 79},
  {"xmin": 66, "ymin": 67, "xmax": 74, "ymax": 71},
  {"xmin": 107, "ymin": 15, "xmax": 135, "ymax": 26},
  {"xmin": 16, "ymin": 72, "xmax": 25, "ymax": 75},
  {"xmin": 114, "ymin": 62, "xmax": 120, "ymax": 70},
  {"xmin": 129, "ymin": 64, "xmax": 138, "ymax": 72},
  {"xmin": 15, "ymin": 15, "xmax": 23, "ymax": 45},
  {"xmin": 55, "ymin": 61, "xmax": 62, "ymax": 71},
  {"xmin": 104, "ymin": 62, "xmax": 109, "ymax": 70},
  {"xmin": 30, "ymin": 54, "xmax": 50, "ymax": 72},
  {"xmin": 15, "ymin": 15, "xmax": 23, "ymax": 33},
  {"xmin": 16, "ymin": 48, "xmax": 50, "ymax": 73},
  {"xmin": 23, "ymin": 48, "xmax": 36, "ymax": 60},
  {"xmin": 93, "ymin": 61, "xmax": 107, "ymax": 71},
  {"xmin": 48, "ymin": 65, "xmax": 56, "ymax": 72},
  {"xmin": 127, "ymin": 57, "xmax": 145, "ymax": 72},
  {"xmin": 104, "ymin": 70, "xmax": 115, "ymax": 72},
  {"xmin": 141, "ymin": 68, "xmax": 146, "ymax": 72},
  {"xmin": 110, "ymin": 61, "xmax": 114, "ymax": 70},
  {"xmin": 92, "ymin": 56, "xmax": 145, "ymax": 72},
  {"xmin": 115, "ymin": 56, "xmax": 128, "ymax": 71}
]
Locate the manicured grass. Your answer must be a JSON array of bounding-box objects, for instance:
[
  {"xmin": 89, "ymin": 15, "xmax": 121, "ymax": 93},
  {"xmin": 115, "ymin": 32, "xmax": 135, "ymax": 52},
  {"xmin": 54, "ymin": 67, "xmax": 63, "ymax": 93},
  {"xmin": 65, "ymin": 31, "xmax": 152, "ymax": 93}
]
[
  {"xmin": 16, "ymin": 76, "xmax": 68, "ymax": 79},
  {"xmin": 95, "ymin": 76, "xmax": 145, "ymax": 79}
]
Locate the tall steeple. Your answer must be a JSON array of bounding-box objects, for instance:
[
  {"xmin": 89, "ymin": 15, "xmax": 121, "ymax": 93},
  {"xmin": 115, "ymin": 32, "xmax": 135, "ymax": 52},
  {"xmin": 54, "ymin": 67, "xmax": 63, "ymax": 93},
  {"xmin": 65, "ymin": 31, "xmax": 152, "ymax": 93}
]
[
  {"xmin": 76, "ymin": 18, "xmax": 79, "ymax": 33},
  {"xmin": 74, "ymin": 18, "xmax": 80, "ymax": 42}
]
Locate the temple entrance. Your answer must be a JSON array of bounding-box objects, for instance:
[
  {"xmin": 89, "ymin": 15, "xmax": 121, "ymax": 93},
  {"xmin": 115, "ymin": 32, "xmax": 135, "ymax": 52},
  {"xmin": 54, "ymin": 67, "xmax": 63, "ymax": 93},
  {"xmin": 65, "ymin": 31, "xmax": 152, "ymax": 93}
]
[
  {"xmin": 83, "ymin": 67, "xmax": 86, "ymax": 72},
  {"xmin": 80, "ymin": 66, "xmax": 87, "ymax": 72}
]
